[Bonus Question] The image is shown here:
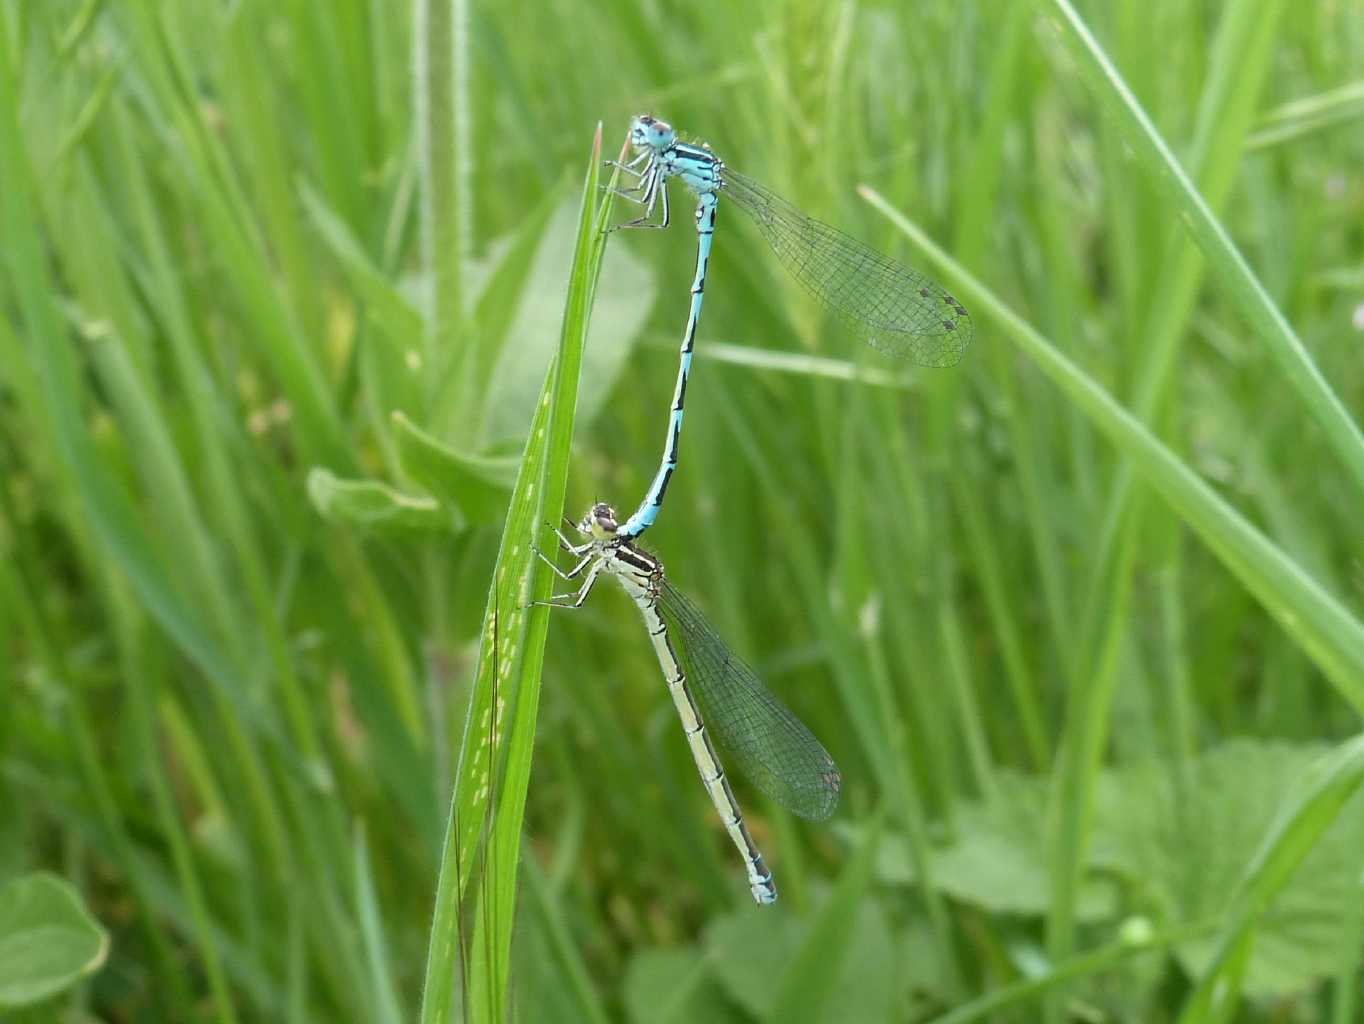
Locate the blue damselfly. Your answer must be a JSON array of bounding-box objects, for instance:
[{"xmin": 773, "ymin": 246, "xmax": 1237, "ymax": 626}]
[{"xmin": 609, "ymin": 114, "xmax": 971, "ymax": 538}]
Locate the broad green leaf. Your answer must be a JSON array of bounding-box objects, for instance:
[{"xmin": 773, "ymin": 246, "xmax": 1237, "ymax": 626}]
[
  {"xmin": 703, "ymin": 862, "xmax": 911, "ymax": 1024},
  {"xmin": 704, "ymin": 905, "xmax": 805, "ymax": 1017},
  {"xmin": 305, "ymin": 468, "xmax": 444, "ymax": 531},
  {"xmin": 0, "ymin": 873, "xmax": 108, "ymax": 1009},
  {"xmin": 874, "ymin": 774, "xmax": 1117, "ymax": 922},
  {"xmin": 1093, "ymin": 739, "xmax": 1364, "ymax": 1000},
  {"xmin": 624, "ymin": 948, "xmax": 741, "ymax": 1024},
  {"xmin": 391, "ymin": 411, "xmax": 515, "ymax": 528},
  {"xmin": 784, "ymin": 902, "xmax": 899, "ymax": 1024},
  {"xmin": 482, "ymin": 198, "xmax": 655, "ymax": 445}
]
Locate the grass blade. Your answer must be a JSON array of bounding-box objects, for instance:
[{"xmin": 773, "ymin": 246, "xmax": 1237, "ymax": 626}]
[
  {"xmin": 414, "ymin": 0, "xmax": 474, "ymax": 425},
  {"xmin": 1044, "ymin": 0, "xmax": 1364, "ymax": 497},
  {"xmin": 763, "ymin": 810, "xmax": 885, "ymax": 1024},
  {"xmin": 353, "ymin": 823, "xmax": 406, "ymax": 1024},
  {"xmin": 418, "ymin": 123, "xmax": 610, "ymax": 1024}
]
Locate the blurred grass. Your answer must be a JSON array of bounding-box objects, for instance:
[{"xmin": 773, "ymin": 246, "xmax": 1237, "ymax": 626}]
[{"xmin": 2, "ymin": 1, "xmax": 1363, "ymax": 1022}]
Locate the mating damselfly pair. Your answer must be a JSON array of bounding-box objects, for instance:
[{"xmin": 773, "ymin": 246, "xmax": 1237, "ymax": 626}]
[{"xmin": 539, "ymin": 115, "xmax": 970, "ymax": 904}]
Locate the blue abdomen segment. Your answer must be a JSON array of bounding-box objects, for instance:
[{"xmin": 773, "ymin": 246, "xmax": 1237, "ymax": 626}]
[{"xmin": 619, "ymin": 187, "xmax": 718, "ymax": 538}]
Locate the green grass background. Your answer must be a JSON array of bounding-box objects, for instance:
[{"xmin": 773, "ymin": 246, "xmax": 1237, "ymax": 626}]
[{"xmin": 3, "ymin": 0, "xmax": 1364, "ymax": 1021}]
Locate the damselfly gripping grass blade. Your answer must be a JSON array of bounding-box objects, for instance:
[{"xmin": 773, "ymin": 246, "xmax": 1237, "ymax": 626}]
[
  {"xmin": 608, "ymin": 113, "xmax": 972, "ymax": 539},
  {"xmin": 536, "ymin": 503, "xmax": 841, "ymax": 904}
]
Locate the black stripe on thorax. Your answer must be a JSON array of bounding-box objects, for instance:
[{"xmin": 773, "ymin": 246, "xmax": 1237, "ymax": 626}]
[
  {"xmin": 613, "ymin": 543, "xmax": 658, "ymax": 574},
  {"xmin": 672, "ymin": 141, "xmax": 716, "ymax": 163}
]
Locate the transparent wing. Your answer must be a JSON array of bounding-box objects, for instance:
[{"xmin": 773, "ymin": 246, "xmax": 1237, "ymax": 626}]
[
  {"xmin": 657, "ymin": 582, "xmax": 841, "ymax": 821},
  {"xmin": 721, "ymin": 168, "xmax": 971, "ymax": 367}
]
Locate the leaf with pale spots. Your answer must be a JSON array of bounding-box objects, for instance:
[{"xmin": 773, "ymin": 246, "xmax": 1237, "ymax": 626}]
[{"xmin": 421, "ymin": 124, "xmax": 616, "ymax": 1024}]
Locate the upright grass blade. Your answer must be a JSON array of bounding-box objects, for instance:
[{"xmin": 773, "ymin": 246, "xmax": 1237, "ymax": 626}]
[
  {"xmin": 1053, "ymin": 0, "xmax": 1287, "ymax": 990},
  {"xmin": 117, "ymin": 3, "xmax": 352, "ymax": 471},
  {"xmin": 0, "ymin": 18, "xmax": 233, "ymax": 707},
  {"xmin": 299, "ymin": 181, "xmax": 426, "ymax": 353},
  {"xmin": 518, "ymin": 855, "xmax": 612, "ymax": 1024},
  {"xmin": 942, "ymin": 0, "xmax": 1050, "ymax": 774},
  {"xmin": 1044, "ymin": 0, "xmax": 1364, "ymax": 498},
  {"xmin": 414, "ymin": 0, "xmax": 474, "ymax": 427},
  {"xmin": 418, "ymin": 123, "xmax": 612, "ymax": 1024},
  {"xmin": 353, "ymin": 823, "xmax": 406, "ymax": 1024},
  {"xmin": 763, "ymin": 809, "xmax": 885, "ymax": 1024}
]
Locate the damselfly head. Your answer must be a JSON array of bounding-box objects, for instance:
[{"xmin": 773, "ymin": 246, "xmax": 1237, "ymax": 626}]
[
  {"xmin": 580, "ymin": 502, "xmax": 619, "ymax": 539},
  {"xmin": 629, "ymin": 114, "xmax": 675, "ymax": 153}
]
